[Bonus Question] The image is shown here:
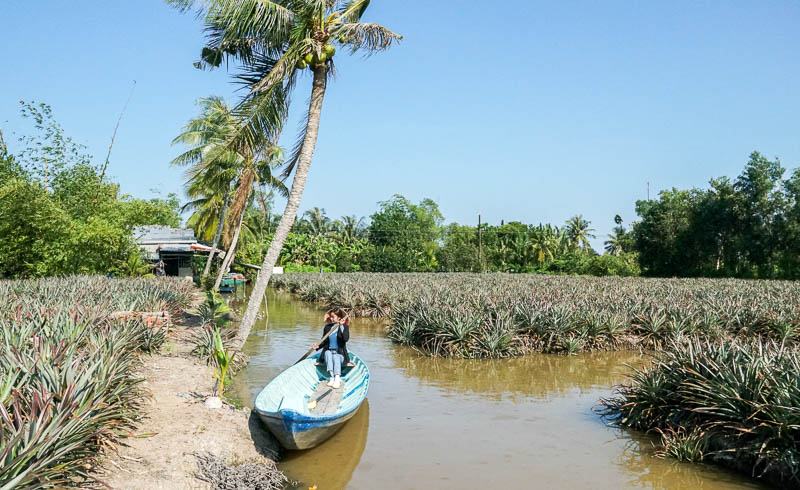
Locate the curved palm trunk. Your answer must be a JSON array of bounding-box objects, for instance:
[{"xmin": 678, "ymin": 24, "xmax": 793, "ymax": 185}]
[
  {"xmin": 237, "ymin": 66, "xmax": 328, "ymax": 346},
  {"xmin": 223, "ymin": 166, "xmax": 256, "ymax": 248},
  {"xmin": 202, "ymin": 197, "xmax": 229, "ymax": 280},
  {"xmin": 214, "ymin": 206, "xmax": 246, "ymax": 291}
]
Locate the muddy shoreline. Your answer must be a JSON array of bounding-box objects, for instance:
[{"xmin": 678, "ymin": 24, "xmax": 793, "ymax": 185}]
[{"xmin": 100, "ymin": 313, "xmax": 284, "ymax": 489}]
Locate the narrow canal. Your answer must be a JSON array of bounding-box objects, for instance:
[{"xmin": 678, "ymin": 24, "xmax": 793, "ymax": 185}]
[{"xmin": 230, "ymin": 290, "xmax": 763, "ymax": 490}]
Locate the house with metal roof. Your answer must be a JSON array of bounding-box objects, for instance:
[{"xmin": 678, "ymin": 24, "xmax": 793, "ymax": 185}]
[{"xmin": 133, "ymin": 225, "xmax": 221, "ymax": 278}]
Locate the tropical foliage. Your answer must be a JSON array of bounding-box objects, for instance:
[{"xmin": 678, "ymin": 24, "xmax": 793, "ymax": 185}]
[
  {"xmin": 231, "ymin": 194, "xmax": 638, "ymax": 276},
  {"xmin": 633, "ymin": 151, "xmax": 800, "ymax": 278},
  {"xmin": 171, "ymin": 96, "xmax": 286, "ymax": 287},
  {"xmin": 272, "ymin": 273, "xmax": 800, "ymax": 357},
  {"xmin": 0, "ymin": 276, "xmax": 194, "ymax": 488},
  {"xmin": 190, "ymin": 291, "xmax": 246, "ymax": 393},
  {"xmin": 0, "ymin": 101, "xmax": 180, "ymax": 279}
]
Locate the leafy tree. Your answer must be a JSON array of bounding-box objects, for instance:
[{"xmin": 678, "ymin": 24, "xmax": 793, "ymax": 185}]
[
  {"xmin": 631, "ymin": 152, "xmax": 800, "ymax": 279},
  {"xmin": 65, "ymin": 216, "xmax": 139, "ymax": 275},
  {"xmin": 733, "ymin": 151, "xmax": 785, "ymax": 277},
  {"xmin": 437, "ymin": 224, "xmax": 480, "ymax": 272},
  {"xmin": 632, "ymin": 189, "xmax": 699, "ymax": 276},
  {"xmin": 0, "ymin": 179, "xmax": 71, "ymax": 277},
  {"xmin": 0, "ymin": 101, "xmax": 181, "ymax": 278},
  {"xmin": 116, "ymin": 193, "xmax": 182, "ymax": 229},
  {"xmin": 583, "ymin": 253, "xmax": 641, "ymax": 277},
  {"xmin": 365, "ymin": 195, "xmax": 442, "ymax": 272},
  {"xmin": 15, "ymin": 101, "xmax": 92, "ymax": 189},
  {"xmin": 780, "ymin": 168, "xmax": 800, "ymax": 277}
]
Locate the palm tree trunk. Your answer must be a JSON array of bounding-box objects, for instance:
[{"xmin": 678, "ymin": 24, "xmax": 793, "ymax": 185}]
[
  {"xmin": 214, "ymin": 206, "xmax": 246, "ymax": 291},
  {"xmin": 203, "ymin": 197, "xmax": 229, "ymax": 280},
  {"xmin": 237, "ymin": 66, "xmax": 328, "ymax": 346}
]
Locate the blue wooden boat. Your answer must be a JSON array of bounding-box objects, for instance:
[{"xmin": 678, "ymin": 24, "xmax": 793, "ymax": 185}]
[
  {"xmin": 254, "ymin": 352, "xmax": 370, "ymax": 450},
  {"xmin": 218, "ymin": 274, "xmax": 236, "ymax": 293}
]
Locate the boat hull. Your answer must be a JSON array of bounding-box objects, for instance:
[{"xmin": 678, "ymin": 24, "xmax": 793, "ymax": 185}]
[
  {"xmin": 257, "ymin": 406, "xmax": 360, "ymax": 450},
  {"xmin": 254, "ymin": 352, "xmax": 370, "ymax": 450}
]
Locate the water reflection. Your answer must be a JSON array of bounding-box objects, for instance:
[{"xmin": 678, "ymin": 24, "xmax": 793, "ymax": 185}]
[
  {"xmin": 615, "ymin": 432, "xmax": 763, "ymax": 490},
  {"xmin": 391, "ymin": 348, "xmax": 645, "ymax": 401},
  {"xmin": 230, "ymin": 291, "xmax": 763, "ymax": 490},
  {"xmin": 283, "ymin": 401, "xmax": 370, "ymax": 489}
]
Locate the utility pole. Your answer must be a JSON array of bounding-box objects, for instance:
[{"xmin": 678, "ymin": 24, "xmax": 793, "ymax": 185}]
[
  {"xmin": 478, "ymin": 213, "xmax": 483, "ymax": 273},
  {"xmin": 647, "ymin": 181, "xmax": 651, "ymax": 201}
]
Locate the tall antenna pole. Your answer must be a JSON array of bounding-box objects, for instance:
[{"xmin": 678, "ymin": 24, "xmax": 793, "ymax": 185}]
[
  {"xmin": 100, "ymin": 80, "xmax": 137, "ymax": 180},
  {"xmin": 478, "ymin": 213, "xmax": 483, "ymax": 272},
  {"xmin": 647, "ymin": 181, "xmax": 650, "ymax": 200}
]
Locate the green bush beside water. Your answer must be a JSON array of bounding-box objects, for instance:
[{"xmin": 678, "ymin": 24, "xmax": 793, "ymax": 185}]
[
  {"xmin": 601, "ymin": 340, "xmax": 800, "ymax": 488},
  {"xmin": 0, "ymin": 276, "xmax": 194, "ymax": 488}
]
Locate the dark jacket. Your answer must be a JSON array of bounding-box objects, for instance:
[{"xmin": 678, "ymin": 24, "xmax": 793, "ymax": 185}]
[{"xmin": 320, "ymin": 322, "xmax": 350, "ymax": 358}]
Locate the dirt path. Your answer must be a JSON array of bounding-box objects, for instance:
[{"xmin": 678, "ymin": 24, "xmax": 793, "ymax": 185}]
[{"xmin": 101, "ymin": 319, "xmax": 283, "ymax": 489}]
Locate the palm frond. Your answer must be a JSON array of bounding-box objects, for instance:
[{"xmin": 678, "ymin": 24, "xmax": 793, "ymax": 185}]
[
  {"xmin": 336, "ymin": 0, "xmax": 370, "ymax": 23},
  {"xmin": 337, "ymin": 22, "xmax": 401, "ymax": 53},
  {"xmin": 207, "ymin": 0, "xmax": 295, "ymax": 48}
]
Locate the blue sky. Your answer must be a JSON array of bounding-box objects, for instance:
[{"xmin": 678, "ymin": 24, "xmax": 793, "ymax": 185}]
[{"xmin": 2, "ymin": 1, "xmax": 799, "ymax": 248}]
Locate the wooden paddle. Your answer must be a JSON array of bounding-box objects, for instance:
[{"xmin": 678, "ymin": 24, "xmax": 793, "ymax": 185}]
[{"xmin": 307, "ymin": 388, "xmax": 333, "ymax": 411}]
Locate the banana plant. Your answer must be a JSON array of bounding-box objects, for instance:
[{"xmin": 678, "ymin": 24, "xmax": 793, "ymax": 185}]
[{"xmin": 212, "ymin": 327, "xmax": 233, "ymax": 396}]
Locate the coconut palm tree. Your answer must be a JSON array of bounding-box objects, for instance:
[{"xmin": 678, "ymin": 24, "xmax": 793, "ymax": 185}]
[
  {"xmin": 170, "ymin": 0, "xmax": 401, "ymax": 343},
  {"xmin": 529, "ymin": 224, "xmax": 560, "ymax": 265},
  {"xmin": 336, "ymin": 215, "xmax": 364, "ymax": 241},
  {"xmin": 172, "ymin": 97, "xmax": 286, "ymax": 286},
  {"xmin": 605, "ymin": 226, "xmax": 627, "ymax": 256},
  {"xmin": 301, "ymin": 207, "xmax": 331, "ymax": 235},
  {"xmin": 172, "ymin": 97, "xmax": 242, "ymax": 281},
  {"xmin": 211, "ymin": 146, "xmax": 287, "ymax": 291},
  {"xmin": 565, "ymin": 215, "xmax": 596, "ymax": 252}
]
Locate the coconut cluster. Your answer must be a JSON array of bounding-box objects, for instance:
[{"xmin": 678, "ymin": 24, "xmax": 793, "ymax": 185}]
[{"xmin": 296, "ymin": 44, "xmax": 336, "ymax": 70}]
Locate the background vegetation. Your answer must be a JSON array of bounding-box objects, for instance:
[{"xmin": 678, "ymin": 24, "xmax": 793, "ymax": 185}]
[
  {"xmin": 0, "ymin": 101, "xmax": 181, "ymax": 279},
  {"xmin": 634, "ymin": 151, "xmax": 800, "ymax": 279},
  {"xmin": 233, "ymin": 194, "xmax": 640, "ymax": 277},
  {"xmin": 225, "ymin": 151, "xmax": 800, "ymax": 280}
]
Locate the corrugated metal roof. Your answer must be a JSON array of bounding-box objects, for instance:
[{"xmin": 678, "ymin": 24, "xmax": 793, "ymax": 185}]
[{"xmin": 133, "ymin": 226, "xmax": 197, "ymax": 244}]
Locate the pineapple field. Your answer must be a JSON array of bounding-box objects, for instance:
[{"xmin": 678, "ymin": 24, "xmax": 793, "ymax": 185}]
[
  {"xmin": 0, "ymin": 276, "xmax": 194, "ymax": 488},
  {"xmin": 271, "ymin": 273, "xmax": 800, "ymax": 358}
]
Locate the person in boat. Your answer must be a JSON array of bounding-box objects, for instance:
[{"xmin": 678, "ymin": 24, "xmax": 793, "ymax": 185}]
[
  {"xmin": 316, "ymin": 309, "xmax": 354, "ymax": 367},
  {"xmin": 312, "ymin": 308, "xmax": 350, "ymax": 389}
]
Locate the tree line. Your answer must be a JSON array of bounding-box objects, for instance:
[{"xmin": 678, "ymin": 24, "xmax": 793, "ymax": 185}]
[
  {"xmin": 222, "ymin": 194, "xmax": 640, "ymax": 277},
  {"xmin": 205, "ymin": 151, "xmax": 799, "ymax": 280}
]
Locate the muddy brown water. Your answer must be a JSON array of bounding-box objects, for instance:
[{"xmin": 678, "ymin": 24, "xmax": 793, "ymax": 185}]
[{"xmin": 229, "ymin": 291, "xmax": 764, "ymax": 490}]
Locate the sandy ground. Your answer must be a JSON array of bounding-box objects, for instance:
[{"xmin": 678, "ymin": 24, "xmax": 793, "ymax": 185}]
[{"xmin": 100, "ymin": 317, "xmax": 282, "ymax": 489}]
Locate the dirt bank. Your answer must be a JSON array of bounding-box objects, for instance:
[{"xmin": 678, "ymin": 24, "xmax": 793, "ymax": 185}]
[{"xmin": 100, "ymin": 317, "xmax": 284, "ymax": 489}]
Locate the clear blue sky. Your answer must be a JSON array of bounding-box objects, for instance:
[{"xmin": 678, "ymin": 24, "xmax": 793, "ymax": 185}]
[{"xmin": 2, "ymin": 1, "xmax": 799, "ymax": 248}]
